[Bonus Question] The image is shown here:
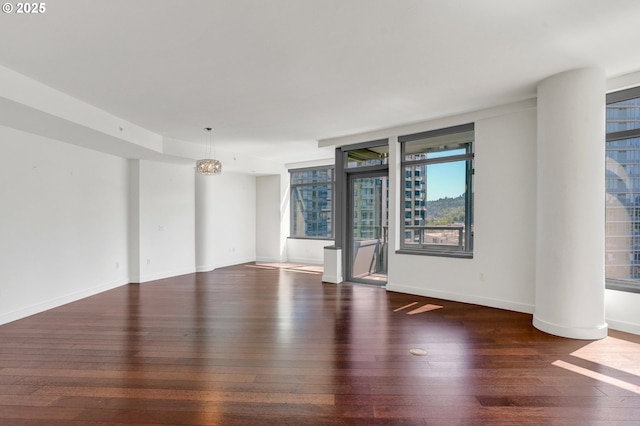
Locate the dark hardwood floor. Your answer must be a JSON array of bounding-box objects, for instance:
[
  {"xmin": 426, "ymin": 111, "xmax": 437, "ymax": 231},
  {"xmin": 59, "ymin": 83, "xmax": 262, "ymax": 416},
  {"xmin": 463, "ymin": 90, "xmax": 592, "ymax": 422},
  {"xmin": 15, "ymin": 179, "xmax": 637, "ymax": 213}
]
[{"xmin": 1, "ymin": 263, "xmax": 640, "ymax": 425}]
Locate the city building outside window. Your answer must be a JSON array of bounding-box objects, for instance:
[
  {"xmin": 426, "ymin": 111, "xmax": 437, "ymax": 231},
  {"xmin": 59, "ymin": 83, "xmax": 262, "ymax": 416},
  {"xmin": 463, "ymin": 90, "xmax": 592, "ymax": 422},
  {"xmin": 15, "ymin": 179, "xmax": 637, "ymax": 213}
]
[
  {"xmin": 290, "ymin": 166, "xmax": 334, "ymax": 239},
  {"xmin": 606, "ymin": 86, "xmax": 640, "ymax": 293},
  {"xmin": 398, "ymin": 123, "xmax": 474, "ymax": 257}
]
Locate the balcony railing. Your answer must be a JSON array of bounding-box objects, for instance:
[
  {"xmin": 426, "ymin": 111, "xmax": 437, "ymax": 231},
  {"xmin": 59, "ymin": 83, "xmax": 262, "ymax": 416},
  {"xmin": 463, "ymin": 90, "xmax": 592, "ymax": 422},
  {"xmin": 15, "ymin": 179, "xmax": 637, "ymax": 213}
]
[{"xmin": 404, "ymin": 225, "xmax": 464, "ymax": 249}]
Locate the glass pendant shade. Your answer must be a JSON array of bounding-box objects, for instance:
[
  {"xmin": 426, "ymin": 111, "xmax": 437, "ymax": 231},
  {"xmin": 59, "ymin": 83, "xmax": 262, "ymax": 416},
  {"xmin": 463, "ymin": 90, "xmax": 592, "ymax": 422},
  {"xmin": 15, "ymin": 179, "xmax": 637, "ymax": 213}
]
[
  {"xmin": 196, "ymin": 158, "xmax": 222, "ymax": 175},
  {"xmin": 196, "ymin": 127, "xmax": 222, "ymax": 175}
]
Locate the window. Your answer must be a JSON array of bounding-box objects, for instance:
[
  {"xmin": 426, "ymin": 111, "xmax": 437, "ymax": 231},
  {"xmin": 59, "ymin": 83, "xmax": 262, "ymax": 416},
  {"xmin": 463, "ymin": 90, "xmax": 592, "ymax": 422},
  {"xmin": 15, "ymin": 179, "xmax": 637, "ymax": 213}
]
[
  {"xmin": 398, "ymin": 123, "xmax": 474, "ymax": 257},
  {"xmin": 346, "ymin": 145, "xmax": 388, "ymax": 168},
  {"xmin": 606, "ymin": 86, "xmax": 640, "ymax": 293},
  {"xmin": 290, "ymin": 166, "xmax": 334, "ymax": 239}
]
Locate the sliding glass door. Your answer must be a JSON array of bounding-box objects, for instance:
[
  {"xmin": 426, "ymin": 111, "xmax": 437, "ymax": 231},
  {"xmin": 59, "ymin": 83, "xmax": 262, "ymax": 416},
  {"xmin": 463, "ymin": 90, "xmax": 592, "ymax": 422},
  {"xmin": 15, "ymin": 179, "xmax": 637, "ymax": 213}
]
[{"xmin": 347, "ymin": 172, "xmax": 388, "ymax": 284}]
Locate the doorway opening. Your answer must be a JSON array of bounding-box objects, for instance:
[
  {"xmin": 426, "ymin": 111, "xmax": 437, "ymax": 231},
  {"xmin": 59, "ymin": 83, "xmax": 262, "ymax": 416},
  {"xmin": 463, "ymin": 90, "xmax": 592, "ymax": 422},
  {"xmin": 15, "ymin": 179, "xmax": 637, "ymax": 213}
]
[
  {"xmin": 336, "ymin": 140, "xmax": 389, "ymax": 285},
  {"xmin": 347, "ymin": 172, "xmax": 388, "ymax": 284}
]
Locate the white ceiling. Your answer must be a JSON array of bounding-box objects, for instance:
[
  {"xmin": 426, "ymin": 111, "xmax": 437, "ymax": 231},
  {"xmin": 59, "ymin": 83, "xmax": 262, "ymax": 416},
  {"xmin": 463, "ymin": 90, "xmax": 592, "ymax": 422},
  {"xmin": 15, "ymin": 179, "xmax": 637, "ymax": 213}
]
[{"xmin": 2, "ymin": 0, "xmax": 640, "ymax": 165}]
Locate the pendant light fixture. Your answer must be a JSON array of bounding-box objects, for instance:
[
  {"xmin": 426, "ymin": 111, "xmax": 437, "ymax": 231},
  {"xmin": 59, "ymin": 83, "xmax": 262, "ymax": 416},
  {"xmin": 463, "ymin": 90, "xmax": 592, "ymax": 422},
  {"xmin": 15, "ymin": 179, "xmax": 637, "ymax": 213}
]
[{"xmin": 196, "ymin": 127, "xmax": 222, "ymax": 175}]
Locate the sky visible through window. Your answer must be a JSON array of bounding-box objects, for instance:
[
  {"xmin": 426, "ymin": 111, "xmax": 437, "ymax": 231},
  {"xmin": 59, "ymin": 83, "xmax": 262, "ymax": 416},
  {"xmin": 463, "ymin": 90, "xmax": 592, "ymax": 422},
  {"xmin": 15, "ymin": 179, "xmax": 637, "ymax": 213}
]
[{"xmin": 426, "ymin": 160, "xmax": 466, "ymax": 201}]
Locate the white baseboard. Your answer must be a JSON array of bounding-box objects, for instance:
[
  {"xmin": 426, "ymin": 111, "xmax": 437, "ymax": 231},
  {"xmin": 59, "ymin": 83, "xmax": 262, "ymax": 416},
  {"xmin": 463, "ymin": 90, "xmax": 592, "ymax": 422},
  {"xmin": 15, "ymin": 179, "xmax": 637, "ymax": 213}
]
[
  {"xmin": 533, "ymin": 315, "xmax": 608, "ymax": 340},
  {"xmin": 321, "ymin": 274, "xmax": 343, "ymax": 284},
  {"xmin": 385, "ymin": 282, "xmax": 535, "ymax": 314},
  {"xmin": 286, "ymin": 256, "xmax": 323, "ymax": 266},
  {"xmin": 137, "ymin": 267, "xmax": 196, "ymax": 283},
  {"xmin": 255, "ymin": 256, "xmax": 285, "ymax": 264},
  {"xmin": 196, "ymin": 257, "xmax": 259, "ymax": 273},
  {"xmin": 196, "ymin": 265, "xmax": 215, "ymax": 273},
  {"xmin": 214, "ymin": 257, "xmax": 256, "ymax": 269},
  {"xmin": 0, "ymin": 278, "xmax": 129, "ymax": 326},
  {"xmin": 606, "ymin": 318, "xmax": 640, "ymax": 335}
]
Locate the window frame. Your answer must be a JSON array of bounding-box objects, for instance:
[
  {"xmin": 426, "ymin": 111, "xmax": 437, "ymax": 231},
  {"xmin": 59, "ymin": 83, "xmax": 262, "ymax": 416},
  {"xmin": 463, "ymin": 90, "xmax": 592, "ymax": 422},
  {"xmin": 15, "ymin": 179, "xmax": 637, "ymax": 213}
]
[
  {"xmin": 397, "ymin": 123, "xmax": 475, "ymax": 258},
  {"xmin": 606, "ymin": 86, "xmax": 640, "ymax": 294},
  {"xmin": 289, "ymin": 165, "xmax": 335, "ymax": 240}
]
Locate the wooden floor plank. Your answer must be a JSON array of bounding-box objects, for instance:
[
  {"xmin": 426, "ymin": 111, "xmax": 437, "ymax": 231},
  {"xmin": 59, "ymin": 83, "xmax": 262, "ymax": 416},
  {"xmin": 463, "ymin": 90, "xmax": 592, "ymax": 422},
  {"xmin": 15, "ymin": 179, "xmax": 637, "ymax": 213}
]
[
  {"xmin": 0, "ymin": 262, "xmax": 639, "ymax": 424},
  {"xmin": 33, "ymin": 386, "xmax": 335, "ymax": 405}
]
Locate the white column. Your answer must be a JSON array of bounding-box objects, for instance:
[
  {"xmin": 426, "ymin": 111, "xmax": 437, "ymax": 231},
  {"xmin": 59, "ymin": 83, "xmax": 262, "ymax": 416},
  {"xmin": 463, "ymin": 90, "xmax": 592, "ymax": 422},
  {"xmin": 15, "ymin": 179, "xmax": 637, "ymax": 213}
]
[
  {"xmin": 128, "ymin": 159, "xmax": 141, "ymax": 282},
  {"xmin": 256, "ymin": 174, "xmax": 286, "ymax": 263},
  {"xmin": 534, "ymin": 68, "xmax": 607, "ymax": 339},
  {"xmin": 195, "ymin": 171, "xmax": 215, "ymax": 272}
]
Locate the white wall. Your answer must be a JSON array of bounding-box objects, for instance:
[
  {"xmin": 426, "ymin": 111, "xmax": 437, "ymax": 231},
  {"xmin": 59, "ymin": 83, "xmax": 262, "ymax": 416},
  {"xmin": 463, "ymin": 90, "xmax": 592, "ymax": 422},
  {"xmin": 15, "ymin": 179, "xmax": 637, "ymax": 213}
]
[
  {"xmin": 134, "ymin": 160, "xmax": 196, "ymax": 282},
  {"xmin": 0, "ymin": 123, "xmax": 260, "ymax": 325},
  {"xmin": 207, "ymin": 171, "xmax": 257, "ymax": 268},
  {"xmin": 194, "ymin": 170, "xmax": 212, "ymax": 272},
  {"xmin": 286, "ymin": 238, "xmax": 331, "ymax": 265},
  {"xmin": 387, "ymin": 106, "xmax": 538, "ymax": 313},
  {"xmin": 0, "ymin": 125, "xmax": 129, "ymax": 324},
  {"xmin": 606, "ymin": 290, "xmax": 640, "ymax": 335},
  {"xmin": 256, "ymin": 174, "xmax": 285, "ymax": 263}
]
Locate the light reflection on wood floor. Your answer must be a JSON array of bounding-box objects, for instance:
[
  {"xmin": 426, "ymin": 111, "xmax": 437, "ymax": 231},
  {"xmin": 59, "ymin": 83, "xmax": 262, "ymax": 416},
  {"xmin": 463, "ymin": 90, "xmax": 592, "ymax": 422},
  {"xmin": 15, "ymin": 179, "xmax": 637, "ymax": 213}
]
[{"xmin": 0, "ymin": 262, "xmax": 639, "ymax": 424}]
